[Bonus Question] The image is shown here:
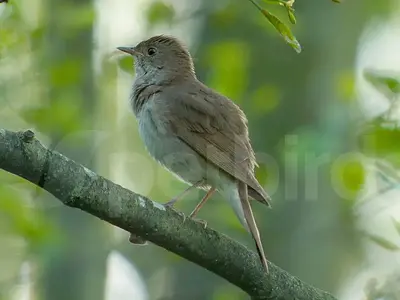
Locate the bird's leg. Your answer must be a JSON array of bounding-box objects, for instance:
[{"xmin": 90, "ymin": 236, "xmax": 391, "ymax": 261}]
[
  {"xmin": 188, "ymin": 187, "xmax": 216, "ymax": 229},
  {"xmin": 163, "ymin": 180, "xmax": 203, "ymax": 207},
  {"xmin": 189, "ymin": 187, "xmax": 216, "ymax": 218}
]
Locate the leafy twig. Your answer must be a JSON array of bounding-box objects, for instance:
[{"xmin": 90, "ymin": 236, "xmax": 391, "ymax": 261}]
[
  {"xmin": 247, "ymin": 0, "xmax": 301, "ymax": 52},
  {"xmin": 247, "ymin": 0, "xmax": 341, "ymax": 52}
]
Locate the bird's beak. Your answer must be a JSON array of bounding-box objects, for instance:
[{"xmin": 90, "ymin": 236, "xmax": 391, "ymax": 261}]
[{"xmin": 117, "ymin": 46, "xmax": 142, "ymax": 56}]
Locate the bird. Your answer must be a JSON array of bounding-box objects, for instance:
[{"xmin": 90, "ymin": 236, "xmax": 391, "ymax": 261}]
[{"xmin": 117, "ymin": 35, "xmax": 271, "ymax": 272}]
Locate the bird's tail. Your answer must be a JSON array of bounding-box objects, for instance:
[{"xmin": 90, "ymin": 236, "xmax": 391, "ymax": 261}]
[{"xmin": 237, "ymin": 181, "xmax": 269, "ymax": 273}]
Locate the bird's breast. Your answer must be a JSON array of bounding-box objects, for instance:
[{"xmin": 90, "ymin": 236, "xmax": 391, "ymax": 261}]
[
  {"xmin": 137, "ymin": 101, "xmax": 186, "ymax": 169},
  {"xmin": 137, "ymin": 101, "xmax": 211, "ymax": 186},
  {"xmin": 137, "ymin": 102, "xmax": 168, "ymax": 162}
]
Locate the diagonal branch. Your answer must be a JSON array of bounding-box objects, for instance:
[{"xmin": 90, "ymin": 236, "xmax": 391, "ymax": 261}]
[{"xmin": 0, "ymin": 129, "xmax": 337, "ymax": 300}]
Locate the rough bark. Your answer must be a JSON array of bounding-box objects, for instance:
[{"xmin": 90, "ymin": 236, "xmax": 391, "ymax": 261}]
[{"xmin": 0, "ymin": 129, "xmax": 337, "ymax": 300}]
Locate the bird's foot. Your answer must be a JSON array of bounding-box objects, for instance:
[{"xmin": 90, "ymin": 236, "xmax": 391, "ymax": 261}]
[
  {"xmin": 183, "ymin": 216, "xmax": 207, "ymax": 229},
  {"xmin": 193, "ymin": 218, "xmax": 208, "ymax": 229},
  {"xmin": 163, "ymin": 201, "xmax": 187, "ymax": 221}
]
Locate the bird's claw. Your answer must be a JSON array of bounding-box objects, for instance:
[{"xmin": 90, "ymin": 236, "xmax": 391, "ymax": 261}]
[
  {"xmin": 163, "ymin": 199, "xmax": 206, "ymax": 227},
  {"xmin": 177, "ymin": 210, "xmax": 186, "ymax": 222},
  {"xmin": 194, "ymin": 218, "xmax": 207, "ymax": 229}
]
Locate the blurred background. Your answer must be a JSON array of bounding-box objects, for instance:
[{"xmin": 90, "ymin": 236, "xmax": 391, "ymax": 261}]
[{"xmin": 1, "ymin": 0, "xmax": 400, "ymax": 299}]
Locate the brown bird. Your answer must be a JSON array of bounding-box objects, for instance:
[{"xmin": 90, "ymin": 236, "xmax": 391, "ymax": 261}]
[{"xmin": 118, "ymin": 35, "xmax": 271, "ymax": 272}]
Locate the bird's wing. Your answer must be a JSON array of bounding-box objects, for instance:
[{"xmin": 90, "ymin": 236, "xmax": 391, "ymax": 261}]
[{"xmin": 157, "ymin": 87, "xmax": 271, "ymax": 206}]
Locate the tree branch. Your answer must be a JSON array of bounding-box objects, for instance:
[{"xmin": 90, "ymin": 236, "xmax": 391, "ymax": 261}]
[{"xmin": 0, "ymin": 129, "xmax": 337, "ymax": 300}]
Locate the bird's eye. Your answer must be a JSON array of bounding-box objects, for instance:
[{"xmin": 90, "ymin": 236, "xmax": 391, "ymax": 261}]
[{"xmin": 147, "ymin": 47, "xmax": 156, "ymax": 56}]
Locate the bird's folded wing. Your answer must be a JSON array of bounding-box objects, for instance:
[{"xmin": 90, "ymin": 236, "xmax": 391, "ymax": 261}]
[{"xmin": 158, "ymin": 91, "xmax": 270, "ymax": 205}]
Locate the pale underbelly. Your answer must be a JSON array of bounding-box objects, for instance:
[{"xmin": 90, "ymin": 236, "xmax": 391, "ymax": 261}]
[{"xmin": 138, "ymin": 114, "xmax": 228, "ymax": 189}]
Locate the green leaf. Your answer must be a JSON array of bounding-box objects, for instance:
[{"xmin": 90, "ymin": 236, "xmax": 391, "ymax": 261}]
[
  {"xmin": 288, "ymin": 8, "xmax": 296, "ymax": 24},
  {"xmin": 364, "ymin": 232, "xmax": 400, "ymax": 251},
  {"xmin": 261, "ymin": 8, "xmax": 301, "ymax": 52},
  {"xmin": 248, "ymin": 0, "xmax": 301, "ymax": 53}
]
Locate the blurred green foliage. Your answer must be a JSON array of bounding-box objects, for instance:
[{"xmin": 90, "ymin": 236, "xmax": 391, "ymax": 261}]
[
  {"xmin": 358, "ymin": 72, "xmax": 400, "ymax": 166},
  {"xmin": 0, "ymin": 185, "xmax": 53, "ymax": 246},
  {"xmin": 22, "ymin": 100, "xmax": 84, "ymax": 134},
  {"xmin": 363, "ymin": 232, "xmax": 400, "ymax": 251},
  {"xmin": 364, "ymin": 69, "xmax": 400, "ymax": 95},
  {"xmin": 1, "ymin": 0, "xmax": 399, "ymax": 299},
  {"xmin": 334, "ymin": 157, "xmax": 365, "ymax": 198},
  {"xmin": 359, "ymin": 125, "xmax": 400, "ymax": 161},
  {"xmin": 364, "ymin": 275, "xmax": 400, "ymax": 300},
  {"xmin": 117, "ymin": 56, "xmax": 135, "ymax": 75},
  {"xmin": 362, "ymin": 218, "xmax": 400, "ymax": 253},
  {"xmin": 206, "ymin": 41, "xmax": 249, "ymax": 100},
  {"xmin": 146, "ymin": 1, "xmax": 175, "ymax": 26}
]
